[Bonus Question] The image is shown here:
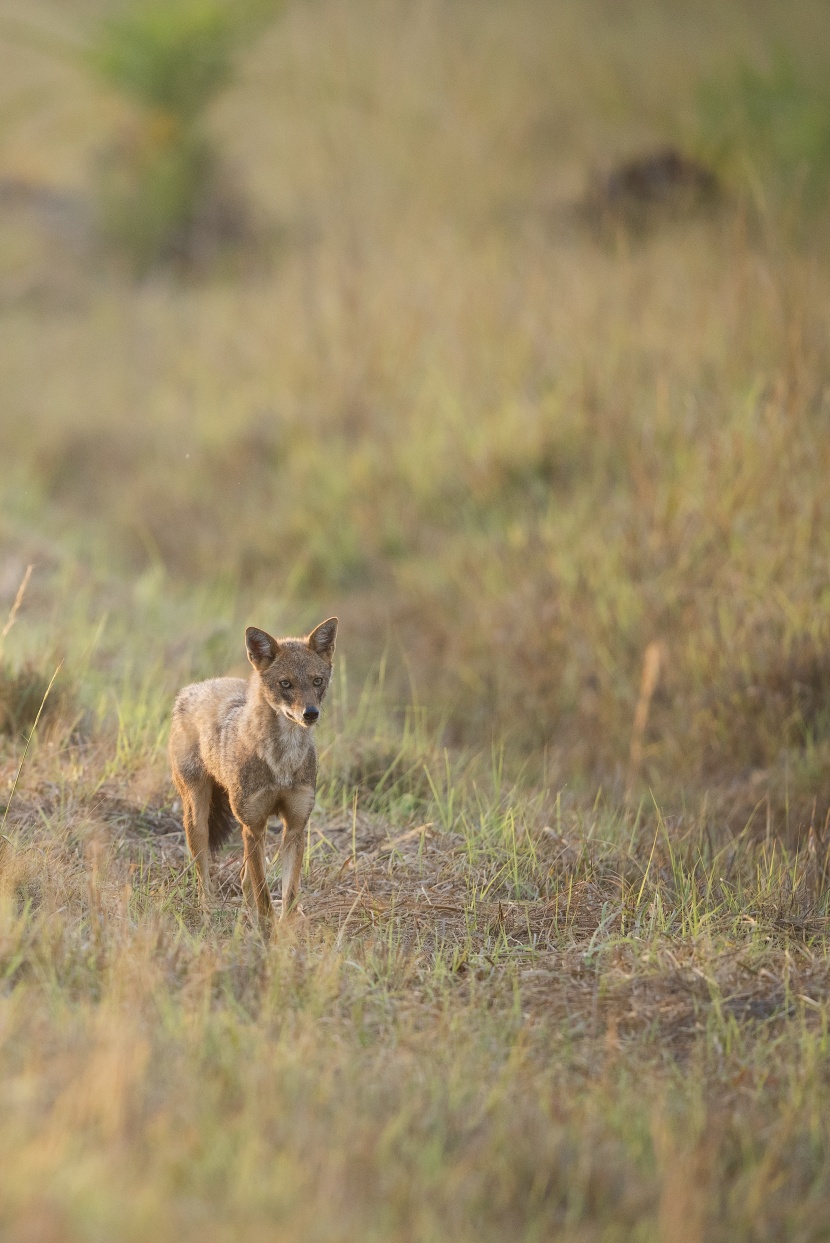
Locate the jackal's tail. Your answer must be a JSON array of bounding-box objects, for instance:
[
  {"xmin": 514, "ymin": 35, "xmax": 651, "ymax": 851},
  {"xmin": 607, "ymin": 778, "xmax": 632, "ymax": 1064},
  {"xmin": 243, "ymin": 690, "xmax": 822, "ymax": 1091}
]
[{"xmin": 208, "ymin": 781, "xmax": 238, "ymax": 853}]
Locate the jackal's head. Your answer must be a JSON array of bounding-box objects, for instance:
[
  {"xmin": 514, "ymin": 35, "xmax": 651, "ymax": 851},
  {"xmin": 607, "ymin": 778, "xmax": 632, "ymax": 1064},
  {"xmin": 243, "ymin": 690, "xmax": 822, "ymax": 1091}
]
[{"xmin": 245, "ymin": 618, "xmax": 338, "ymax": 728}]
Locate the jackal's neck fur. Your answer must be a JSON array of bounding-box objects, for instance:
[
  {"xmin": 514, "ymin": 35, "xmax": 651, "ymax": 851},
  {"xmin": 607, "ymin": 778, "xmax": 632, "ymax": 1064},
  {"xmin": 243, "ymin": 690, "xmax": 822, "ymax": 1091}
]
[{"xmin": 244, "ymin": 685, "xmax": 310, "ymax": 786}]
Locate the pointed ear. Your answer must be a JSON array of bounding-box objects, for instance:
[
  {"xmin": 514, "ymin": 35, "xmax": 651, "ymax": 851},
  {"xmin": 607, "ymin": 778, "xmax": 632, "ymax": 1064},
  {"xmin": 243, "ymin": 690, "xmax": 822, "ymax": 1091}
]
[
  {"xmin": 245, "ymin": 626, "xmax": 279, "ymax": 671},
  {"xmin": 307, "ymin": 616, "xmax": 338, "ymax": 662}
]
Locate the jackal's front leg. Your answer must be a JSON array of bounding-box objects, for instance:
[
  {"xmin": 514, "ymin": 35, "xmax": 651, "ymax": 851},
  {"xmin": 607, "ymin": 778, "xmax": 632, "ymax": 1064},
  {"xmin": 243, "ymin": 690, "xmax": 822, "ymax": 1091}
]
[
  {"xmin": 279, "ymin": 786, "xmax": 315, "ymax": 919},
  {"xmin": 240, "ymin": 822, "xmax": 274, "ymax": 936}
]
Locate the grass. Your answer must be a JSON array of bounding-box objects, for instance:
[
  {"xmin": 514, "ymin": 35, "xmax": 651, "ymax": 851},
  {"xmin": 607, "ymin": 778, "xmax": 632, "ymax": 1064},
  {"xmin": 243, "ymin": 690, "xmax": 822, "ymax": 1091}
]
[
  {"xmin": 4, "ymin": 706, "xmax": 830, "ymax": 1240},
  {"xmin": 1, "ymin": 0, "xmax": 830, "ymax": 1237}
]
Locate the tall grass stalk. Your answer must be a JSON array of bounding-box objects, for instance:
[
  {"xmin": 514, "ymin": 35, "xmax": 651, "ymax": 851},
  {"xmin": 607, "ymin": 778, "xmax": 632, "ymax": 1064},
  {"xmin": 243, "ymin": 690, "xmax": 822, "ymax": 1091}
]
[
  {"xmin": 0, "ymin": 661, "xmax": 62, "ymax": 841},
  {"xmin": 0, "ymin": 564, "xmax": 32, "ymax": 659}
]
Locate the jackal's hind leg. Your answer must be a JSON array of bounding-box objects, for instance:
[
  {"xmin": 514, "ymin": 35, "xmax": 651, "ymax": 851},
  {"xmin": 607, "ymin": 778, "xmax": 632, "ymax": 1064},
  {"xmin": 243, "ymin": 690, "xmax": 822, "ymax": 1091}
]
[{"xmin": 173, "ymin": 764, "xmax": 213, "ymax": 911}]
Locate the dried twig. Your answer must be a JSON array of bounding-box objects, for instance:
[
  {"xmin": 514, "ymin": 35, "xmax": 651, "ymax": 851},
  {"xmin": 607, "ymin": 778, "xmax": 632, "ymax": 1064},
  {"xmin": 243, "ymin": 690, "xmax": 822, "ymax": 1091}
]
[{"xmin": 626, "ymin": 641, "xmax": 665, "ymax": 804}]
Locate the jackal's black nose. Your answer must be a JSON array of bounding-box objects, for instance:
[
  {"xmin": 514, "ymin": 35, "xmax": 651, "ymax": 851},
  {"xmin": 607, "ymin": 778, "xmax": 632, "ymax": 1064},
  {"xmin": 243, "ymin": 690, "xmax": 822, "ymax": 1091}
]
[{"xmin": 303, "ymin": 705, "xmax": 320, "ymax": 724}]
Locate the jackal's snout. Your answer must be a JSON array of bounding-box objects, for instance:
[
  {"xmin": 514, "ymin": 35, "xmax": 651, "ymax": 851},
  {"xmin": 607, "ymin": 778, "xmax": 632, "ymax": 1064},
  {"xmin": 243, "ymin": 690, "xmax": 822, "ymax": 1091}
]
[{"xmin": 302, "ymin": 705, "xmax": 320, "ymax": 725}]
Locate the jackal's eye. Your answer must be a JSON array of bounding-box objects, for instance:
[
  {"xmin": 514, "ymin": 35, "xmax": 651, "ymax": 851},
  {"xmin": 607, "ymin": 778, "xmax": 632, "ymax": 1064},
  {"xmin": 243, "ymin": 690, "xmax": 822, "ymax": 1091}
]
[
  {"xmin": 279, "ymin": 679, "xmax": 292, "ymax": 689},
  {"xmin": 313, "ymin": 677, "xmax": 323, "ymax": 687}
]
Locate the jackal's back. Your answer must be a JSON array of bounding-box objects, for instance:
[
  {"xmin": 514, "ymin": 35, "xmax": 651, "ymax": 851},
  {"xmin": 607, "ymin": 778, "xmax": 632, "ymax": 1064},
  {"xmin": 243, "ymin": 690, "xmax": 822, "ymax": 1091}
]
[{"xmin": 169, "ymin": 676, "xmax": 248, "ymax": 786}]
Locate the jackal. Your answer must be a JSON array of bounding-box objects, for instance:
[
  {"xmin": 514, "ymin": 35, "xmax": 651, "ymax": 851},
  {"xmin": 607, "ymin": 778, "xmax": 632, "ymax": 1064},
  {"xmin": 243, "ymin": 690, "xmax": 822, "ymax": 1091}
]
[{"xmin": 169, "ymin": 617, "xmax": 338, "ymax": 933}]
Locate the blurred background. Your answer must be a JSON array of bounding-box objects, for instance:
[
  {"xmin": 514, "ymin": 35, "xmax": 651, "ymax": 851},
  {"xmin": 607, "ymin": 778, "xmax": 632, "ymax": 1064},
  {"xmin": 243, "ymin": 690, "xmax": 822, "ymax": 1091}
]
[{"xmin": 0, "ymin": 0, "xmax": 829, "ymax": 827}]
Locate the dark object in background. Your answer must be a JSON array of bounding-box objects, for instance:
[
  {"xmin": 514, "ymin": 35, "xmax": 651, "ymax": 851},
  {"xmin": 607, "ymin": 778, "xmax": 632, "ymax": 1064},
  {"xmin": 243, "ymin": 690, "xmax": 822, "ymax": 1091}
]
[{"xmin": 582, "ymin": 146, "xmax": 721, "ymax": 235}]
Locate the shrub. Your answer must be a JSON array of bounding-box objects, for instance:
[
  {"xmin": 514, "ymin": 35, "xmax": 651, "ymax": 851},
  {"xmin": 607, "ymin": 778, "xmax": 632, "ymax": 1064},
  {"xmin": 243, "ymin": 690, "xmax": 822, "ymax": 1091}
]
[
  {"xmin": 697, "ymin": 54, "xmax": 830, "ymax": 211},
  {"xmin": 90, "ymin": 0, "xmax": 278, "ymax": 271}
]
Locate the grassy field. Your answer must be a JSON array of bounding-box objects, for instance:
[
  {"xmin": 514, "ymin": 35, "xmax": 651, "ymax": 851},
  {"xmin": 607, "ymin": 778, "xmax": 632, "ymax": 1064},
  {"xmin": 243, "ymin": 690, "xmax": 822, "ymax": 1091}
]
[{"xmin": 2, "ymin": 0, "xmax": 830, "ymax": 1237}]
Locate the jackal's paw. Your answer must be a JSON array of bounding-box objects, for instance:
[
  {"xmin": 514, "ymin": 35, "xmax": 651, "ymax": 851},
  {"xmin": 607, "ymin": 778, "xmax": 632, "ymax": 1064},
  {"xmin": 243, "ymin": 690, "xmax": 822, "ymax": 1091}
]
[{"xmin": 279, "ymin": 901, "xmax": 306, "ymax": 922}]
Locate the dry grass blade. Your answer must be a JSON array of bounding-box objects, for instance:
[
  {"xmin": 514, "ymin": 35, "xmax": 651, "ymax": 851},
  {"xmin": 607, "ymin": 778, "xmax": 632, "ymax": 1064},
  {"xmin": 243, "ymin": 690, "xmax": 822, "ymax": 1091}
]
[
  {"xmin": 0, "ymin": 563, "xmax": 33, "ymax": 653},
  {"xmin": 334, "ymin": 890, "xmax": 364, "ymax": 949}
]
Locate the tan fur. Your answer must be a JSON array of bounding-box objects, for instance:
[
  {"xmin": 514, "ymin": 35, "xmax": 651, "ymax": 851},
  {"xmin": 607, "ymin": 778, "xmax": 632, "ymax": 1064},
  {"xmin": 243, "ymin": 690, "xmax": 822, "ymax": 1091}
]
[{"xmin": 169, "ymin": 618, "xmax": 338, "ymax": 935}]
